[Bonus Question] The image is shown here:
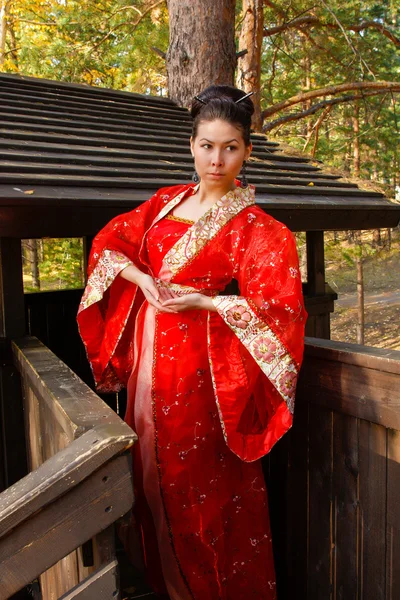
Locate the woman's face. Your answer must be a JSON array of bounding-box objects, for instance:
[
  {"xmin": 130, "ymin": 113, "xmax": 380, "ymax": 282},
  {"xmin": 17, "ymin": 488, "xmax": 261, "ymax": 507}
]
[{"xmin": 190, "ymin": 119, "xmax": 252, "ymax": 191}]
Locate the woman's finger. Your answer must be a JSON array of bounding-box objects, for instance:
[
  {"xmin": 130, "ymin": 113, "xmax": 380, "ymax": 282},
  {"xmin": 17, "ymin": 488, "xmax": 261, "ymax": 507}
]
[{"xmin": 144, "ymin": 290, "xmax": 176, "ymax": 313}]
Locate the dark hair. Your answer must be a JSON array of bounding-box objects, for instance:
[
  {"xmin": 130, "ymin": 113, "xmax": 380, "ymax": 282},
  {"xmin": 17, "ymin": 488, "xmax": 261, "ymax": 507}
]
[{"xmin": 191, "ymin": 85, "xmax": 254, "ymax": 146}]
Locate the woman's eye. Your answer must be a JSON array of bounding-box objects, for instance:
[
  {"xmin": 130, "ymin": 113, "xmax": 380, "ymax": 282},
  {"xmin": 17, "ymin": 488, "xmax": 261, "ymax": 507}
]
[
  {"xmin": 201, "ymin": 144, "xmax": 211, "ymax": 149},
  {"xmin": 227, "ymin": 146, "xmax": 238, "ymax": 151}
]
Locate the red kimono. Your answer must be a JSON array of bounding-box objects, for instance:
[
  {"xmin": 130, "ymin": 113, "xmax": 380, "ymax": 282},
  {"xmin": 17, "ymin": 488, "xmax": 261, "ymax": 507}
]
[{"xmin": 77, "ymin": 182, "xmax": 307, "ymax": 599}]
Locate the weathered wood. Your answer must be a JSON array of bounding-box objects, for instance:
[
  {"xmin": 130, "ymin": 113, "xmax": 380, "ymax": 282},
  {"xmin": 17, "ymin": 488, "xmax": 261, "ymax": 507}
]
[
  {"xmin": 0, "ymin": 454, "xmax": 133, "ymax": 599},
  {"xmin": 1, "ymin": 71, "xmax": 398, "ymax": 241},
  {"xmin": 0, "ymin": 72, "xmax": 180, "ymax": 108},
  {"xmin": 0, "ymin": 425, "xmax": 134, "ymax": 537},
  {"xmin": 286, "ymin": 396, "xmax": 309, "ymax": 600},
  {"xmin": 0, "ymin": 162, "xmax": 357, "ymax": 190},
  {"xmin": 306, "ymin": 231, "xmax": 326, "ymax": 296},
  {"xmin": 298, "ymin": 338, "xmax": 400, "ymax": 429},
  {"xmin": 58, "ymin": 559, "xmax": 119, "ymax": 600},
  {"xmin": 12, "ymin": 337, "xmax": 125, "ymax": 438},
  {"xmin": 0, "ymin": 238, "xmax": 25, "ymax": 338},
  {"xmin": 332, "ymin": 412, "xmax": 359, "ymax": 599},
  {"xmin": 0, "ymin": 238, "xmax": 27, "ymax": 491},
  {"xmin": 307, "ymin": 405, "xmax": 333, "ymax": 599},
  {"xmin": 386, "ymin": 429, "xmax": 400, "ymax": 600},
  {"xmin": 358, "ymin": 421, "xmax": 386, "ymax": 600}
]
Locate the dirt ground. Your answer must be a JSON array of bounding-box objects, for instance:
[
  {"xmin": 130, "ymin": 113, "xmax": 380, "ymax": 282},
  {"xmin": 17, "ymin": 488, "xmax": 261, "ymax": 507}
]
[{"xmin": 326, "ymin": 229, "xmax": 400, "ymax": 350}]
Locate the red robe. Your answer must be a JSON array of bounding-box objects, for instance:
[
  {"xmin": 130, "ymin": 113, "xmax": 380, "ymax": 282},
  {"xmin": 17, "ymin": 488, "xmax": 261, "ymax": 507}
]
[{"xmin": 77, "ymin": 182, "xmax": 307, "ymax": 599}]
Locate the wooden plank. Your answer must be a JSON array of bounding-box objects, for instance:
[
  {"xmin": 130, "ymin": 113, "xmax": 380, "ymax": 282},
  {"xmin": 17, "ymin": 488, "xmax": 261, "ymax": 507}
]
[
  {"xmin": 307, "ymin": 405, "xmax": 333, "ymax": 600},
  {"xmin": 41, "ymin": 551, "xmax": 80, "ymax": 599},
  {"xmin": 0, "ymin": 454, "xmax": 133, "ymax": 599},
  {"xmin": 0, "ymin": 88, "xmax": 190, "ymax": 119},
  {"xmin": 0, "ymin": 162, "xmax": 357, "ymax": 189},
  {"xmin": 358, "ymin": 420, "xmax": 387, "ymax": 600},
  {"xmin": 1, "ymin": 204, "xmax": 399, "ymax": 243},
  {"xmin": 59, "ymin": 560, "xmax": 119, "ymax": 600},
  {"xmin": 304, "ymin": 337, "xmax": 400, "ymax": 372},
  {"xmin": 299, "ymin": 357, "xmax": 400, "ymax": 429},
  {"xmin": 386, "ymin": 429, "xmax": 400, "ymax": 600},
  {"xmin": 306, "ymin": 231, "xmax": 326, "ymax": 296},
  {"xmin": 0, "ymin": 118, "xmax": 281, "ymax": 150},
  {"xmin": 0, "ymin": 93, "xmax": 192, "ymax": 125},
  {"xmin": 0, "ymin": 238, "xmax": 25, "ymax": 338},
  {"xmin": 0, "ymin": 72, "xmax": 179, "ymax": 108},
  {"xmin": 263, "ymin": 434, "xmax": 289, "ymax": 599},
  {"xmin": 0, "ymin": 426, "xmax": 134, "ymax": 536},
  {"xmin": 24, "ymin": 382, "xmax": 44, "ymax": 471},
  {"xmin": 12, "ymin": 337, "xmax": 126, "ymax": 438},
  {"xmin": 331, "ymin": 413, "xmax": 359, "ymax": 599},
  {"xmin": 0, "ymin": 238, "xmax": 27, "ymax": 490},
  {"xmin": 286, "ymin": 394, "xmax": 309, "ymax": 600}
]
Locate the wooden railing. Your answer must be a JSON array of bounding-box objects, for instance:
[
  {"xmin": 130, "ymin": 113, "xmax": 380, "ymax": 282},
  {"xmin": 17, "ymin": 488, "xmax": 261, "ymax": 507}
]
[
  {"xmin": 0, "ymin": 337, "xmax": 137, "ymax": 599},
  {"xmin": 266, "ymin": 337, "xmax": 400, "ymax": 600}
]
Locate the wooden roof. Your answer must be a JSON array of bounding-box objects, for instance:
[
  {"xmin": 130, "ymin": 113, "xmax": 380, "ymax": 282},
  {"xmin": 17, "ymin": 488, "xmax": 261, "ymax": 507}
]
[{"xmin": 0, "ymin": 72, "xmax": 398, "ymax": 237}]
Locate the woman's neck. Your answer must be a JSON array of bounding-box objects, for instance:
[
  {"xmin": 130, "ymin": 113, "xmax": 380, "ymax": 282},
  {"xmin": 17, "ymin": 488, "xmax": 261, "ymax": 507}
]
[{"xmin": 196, "ymin": 180, "xmax": 236, "ymax": 204}]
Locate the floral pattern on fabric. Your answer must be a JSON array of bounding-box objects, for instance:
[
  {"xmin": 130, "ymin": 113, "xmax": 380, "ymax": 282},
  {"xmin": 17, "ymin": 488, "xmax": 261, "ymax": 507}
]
[
  {"xmin": 78, "ymin": 249, "xmax": 132, "ymax": 312},
  {"xmin": 212, "ymin": 296, "xmax": 299, "ymax": 414}
]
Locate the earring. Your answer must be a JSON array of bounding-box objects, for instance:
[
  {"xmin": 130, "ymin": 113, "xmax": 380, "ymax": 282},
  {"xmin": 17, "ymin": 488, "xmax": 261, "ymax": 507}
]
[
  {"xmin": 240, "ymin": 161, "xmax": 249, "ymax": 188},
  {"xmin": 192, "ymin": 170, "xmax": 200, "ymax": 183}
]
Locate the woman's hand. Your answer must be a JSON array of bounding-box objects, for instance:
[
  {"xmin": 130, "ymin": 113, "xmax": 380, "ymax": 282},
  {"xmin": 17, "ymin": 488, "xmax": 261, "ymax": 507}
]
[
  {"xmin": 161, "ymin": 293, "xmax": 217, "ymax": 312},
  {"xmin": 120, "ymin": 266, "xmax": 175, "ymax": 313}
]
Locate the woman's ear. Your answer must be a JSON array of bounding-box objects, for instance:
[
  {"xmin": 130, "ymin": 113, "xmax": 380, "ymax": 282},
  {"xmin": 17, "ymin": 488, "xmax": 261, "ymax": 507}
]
[
  {"xmin": 245, "ymin": 142, "xmax": 253, "ymax": 161},
  {"xmin": 190, "ymin": 136, "xmax": 195, "ymax": 157}
]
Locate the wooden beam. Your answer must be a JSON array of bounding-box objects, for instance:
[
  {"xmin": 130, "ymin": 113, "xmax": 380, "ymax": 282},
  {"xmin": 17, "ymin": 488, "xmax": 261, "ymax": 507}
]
[
  {"xmin": 0, "ymin": 238, "xmax": 27, "ymax": 490},
  {"xmin": 306, "ymin": 231, "xmax": 325, "ymax": 296},
  {"xmin": 0, "ymin": 454, "xmax": 133, "ymax": 599},
  {"xmin": 298, "ymin": 337, "xmax": 400, "ymax": 430},
  {"xmin": 0, "ymin": 238, "xmax": 25, "ymax": 338},
  {"xmin": 58, "ymin": 560, "xmax": 119, "ymax": 600}
]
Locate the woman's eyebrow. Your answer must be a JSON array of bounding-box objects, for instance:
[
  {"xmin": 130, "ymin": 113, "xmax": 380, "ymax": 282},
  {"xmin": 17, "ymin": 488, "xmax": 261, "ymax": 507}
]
[{"xmin": 199, "ymin": 138, "xmax": 239, "ymax": 143}]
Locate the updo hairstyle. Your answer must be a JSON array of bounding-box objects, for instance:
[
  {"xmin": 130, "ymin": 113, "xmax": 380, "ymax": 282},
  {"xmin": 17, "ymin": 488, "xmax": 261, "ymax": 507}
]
[{"xmin": 191, "ymin": 85, "xmax": 254, "ymax": 146}]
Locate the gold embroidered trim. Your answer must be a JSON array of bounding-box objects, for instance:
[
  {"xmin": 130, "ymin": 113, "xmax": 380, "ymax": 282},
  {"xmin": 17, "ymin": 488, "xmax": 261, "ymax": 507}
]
[
  {"xmin": 164, "ymin": 185, "xmax": 256, "ymax": 277},
  {"xmin": 212, "ymin": 295, "xmax": 298, "ymax": 414},
  {"xmin": 166, "ymin": 214, "xmax": 194, "ymax": 225}
]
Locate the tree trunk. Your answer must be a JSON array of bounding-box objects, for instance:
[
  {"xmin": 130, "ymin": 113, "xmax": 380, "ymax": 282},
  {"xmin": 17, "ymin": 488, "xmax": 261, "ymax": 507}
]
[
  {"xmin": 26, "ymin": 239, "xmax": 40, "ymax": 290},
  {"xmin": 166, "ymin": 0, "xmax": 236, "ymax": 107},
  {"xmin": 355, "ymin": 235, "xmax": 364, "ymax": 345},
  {"xmin": 0, "ymin": 1, "xmax": 11, "ymax": 66},
  {"xmin": 387, "ymin": 228, "xmax": 392, "ymax": 251},
  {"xmin": 352, "ymin": 102, "xmax": 360, "ymax": 177},
  {"xmin": 236, "ymin": 0, "xmax": 264, "ymax": 130},
  {"xmin": 372, "ymin": 228, "xmax": 381, "ymax": 247}
]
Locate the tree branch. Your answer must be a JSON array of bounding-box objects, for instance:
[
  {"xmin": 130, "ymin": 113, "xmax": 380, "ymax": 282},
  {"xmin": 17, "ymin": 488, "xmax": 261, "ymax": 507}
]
[
  {"xmin": 262, "ymin": 90, "xmax": 390, "ymax": 132},
  {"xmin": 264, "ymin": 15, "xmax": 400, "ymax": 48},
  {"xmin": 151, "ymin": 46, "xmax": 166, "ymax": 59},
  {"xmin": 17, "ymin": 19, "xmax": 57, "ymax": 26},
  {"xmin": 89, "ymin": 0, "xmax": 166, "ymax": 53},
  {"xmin": 262, "ymin": 81, "xmax": 400, "ymax": 119}
]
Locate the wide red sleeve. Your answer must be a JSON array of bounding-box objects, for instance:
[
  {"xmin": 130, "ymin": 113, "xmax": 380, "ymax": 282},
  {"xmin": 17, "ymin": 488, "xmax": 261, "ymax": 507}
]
[
  {"xmin": 208, "ymin": 209, "xmax": 307, "ymax": 461},
  {"xmin": 77, "ymin": 186, "xmax": 177, "ymax": 391}
]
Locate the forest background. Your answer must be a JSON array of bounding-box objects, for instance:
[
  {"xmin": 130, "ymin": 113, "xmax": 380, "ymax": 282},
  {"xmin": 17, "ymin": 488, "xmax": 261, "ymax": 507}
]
[{"xmin": 0, "ymin": 0, "xmax": 399, "ymax": 348}]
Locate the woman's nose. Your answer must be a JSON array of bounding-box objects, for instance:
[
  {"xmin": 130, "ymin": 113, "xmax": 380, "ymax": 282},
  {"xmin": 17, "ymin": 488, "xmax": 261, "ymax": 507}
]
[{"xmin": 211, "ymin": 151, "xmax": 223, "ymax": 166}]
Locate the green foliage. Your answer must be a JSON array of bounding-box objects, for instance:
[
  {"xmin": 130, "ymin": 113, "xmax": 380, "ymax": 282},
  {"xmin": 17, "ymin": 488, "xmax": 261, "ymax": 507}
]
[
  {"xmin": 23, "ymin": 238, "xmax": 84, "ymax": 292},
  {"xmin": 4, "ymin": 0, "xmax": 169, "ymax": 94},
  {"xmin": 2, "ymin": 0, "xmax": 399, "ymax": 209},
  {"xmin": 261, "ymin": 1, "xmax": 400, "ymax": 192}
]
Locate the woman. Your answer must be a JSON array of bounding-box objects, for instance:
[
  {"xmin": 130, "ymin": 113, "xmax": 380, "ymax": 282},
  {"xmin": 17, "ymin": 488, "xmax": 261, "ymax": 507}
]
[{"xmin": 78, "ymin": 85, "xmax": 307, "ymax": 599}]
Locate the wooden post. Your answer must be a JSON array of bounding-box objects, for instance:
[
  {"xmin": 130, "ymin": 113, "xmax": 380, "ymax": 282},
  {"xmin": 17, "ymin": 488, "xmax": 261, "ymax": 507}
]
[
  {"xmin": 305, "ymin": 231, "xmax": 333, "ymax": 340},
  {"xmin": 0, "ymin": 237, "xmax": 27, "ymax": 490},
  {"xmin": 306, "ymin": 231, "xmax": 325, "ymax": 296}
]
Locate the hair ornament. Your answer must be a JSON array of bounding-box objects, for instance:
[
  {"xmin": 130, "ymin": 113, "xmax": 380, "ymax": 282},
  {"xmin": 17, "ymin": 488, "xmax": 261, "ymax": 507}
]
[
  {"xmin": 194, "ymin": 95, "xmax": 207, "ymax": 104},
  {"xmin": 235, "ymin": 91, "xmax": 254, "ymax": 104}
]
